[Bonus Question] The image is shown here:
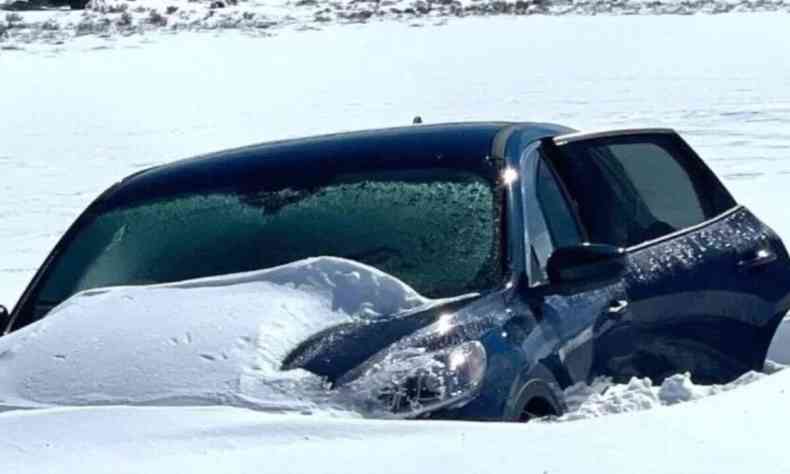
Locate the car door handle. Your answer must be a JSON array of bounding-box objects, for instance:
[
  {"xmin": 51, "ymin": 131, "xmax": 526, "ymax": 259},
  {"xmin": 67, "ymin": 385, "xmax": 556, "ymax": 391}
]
[
  {"xmin": 606, "ymin": 300, "xmax": 629, "ymax": 318},
  {"xmin": 737, "ymin": 248, "xmax": 776, "ymax": 270}
]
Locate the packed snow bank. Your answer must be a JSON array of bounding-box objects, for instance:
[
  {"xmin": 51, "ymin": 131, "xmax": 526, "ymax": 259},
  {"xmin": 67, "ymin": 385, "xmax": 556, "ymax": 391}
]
[
  {"xmin": 557, "ymin": 366, "xmax": 783, "ymax": 421},
  {"xmin": 4, "ymin": 369, "xmax": 790, "ymax": 474},
  {"xmin": 0, "ymin": 257, "xmax": 427, "ymax": 412},
  {"xmin": 559, "ymin": 314, "xmax": 790, "ymax": 421},
  {"xmin": 1, "ymin": 0, "xmax": 789, "ymax": 46},
  {"xmin": 555, "ymin": 312, "xmax": 790, "ymax": 420}
]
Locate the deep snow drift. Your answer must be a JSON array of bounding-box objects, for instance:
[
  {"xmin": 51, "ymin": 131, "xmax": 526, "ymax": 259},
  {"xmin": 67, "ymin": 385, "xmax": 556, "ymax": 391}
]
[
  {"xmin": 4, "ymin": 369, "xmax": 790, "ymax": 474},
  {"xmin": 557, "ymin": 363, "xmax": 784, "ymax": 421},
  {"xmin": 0, "ymin": 257, "xmax": 432, "ymax": 412}
]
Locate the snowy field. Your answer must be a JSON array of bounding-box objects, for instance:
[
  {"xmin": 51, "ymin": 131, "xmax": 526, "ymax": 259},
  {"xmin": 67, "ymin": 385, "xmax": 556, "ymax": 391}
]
[
  {"xmin": 2, "ymin": 368, "xmax": 790, "ymax": 474},
  {"xmin": 1, "ymin": 0, "xmax": 789, "ymax": 47},
  {"xmin": 1, "ymin": 12, "xmax": 790, "ymax": 473}
]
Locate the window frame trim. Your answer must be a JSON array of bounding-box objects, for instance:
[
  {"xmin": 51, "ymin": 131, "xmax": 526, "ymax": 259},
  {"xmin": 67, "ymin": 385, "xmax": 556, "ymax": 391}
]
[
  {"xmin": 553, "ymin": 128, "xmax": 677, "ymax": 146},
  {"xmin": 625, "ymin": 205, "xmax": 742, "ymax": 253}
]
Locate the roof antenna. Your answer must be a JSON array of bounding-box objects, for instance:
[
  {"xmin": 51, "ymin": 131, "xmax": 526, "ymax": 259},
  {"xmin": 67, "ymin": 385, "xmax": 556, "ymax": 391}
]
[{"xmin": 412, "ymin": 115, "xmax": 423, "ymax": 125}]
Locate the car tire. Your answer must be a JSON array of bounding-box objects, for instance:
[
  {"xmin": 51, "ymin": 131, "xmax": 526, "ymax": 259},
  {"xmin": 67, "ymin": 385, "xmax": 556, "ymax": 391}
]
[{"xmin": 509, "ymin": 379, "xmax": 563, "ymax": 422}]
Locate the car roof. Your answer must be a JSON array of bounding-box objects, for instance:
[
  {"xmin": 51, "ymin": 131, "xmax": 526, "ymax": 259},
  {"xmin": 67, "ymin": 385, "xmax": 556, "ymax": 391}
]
[{"xmin": 97, "ymin": 121, "xmax": 572, "ymax": 209}]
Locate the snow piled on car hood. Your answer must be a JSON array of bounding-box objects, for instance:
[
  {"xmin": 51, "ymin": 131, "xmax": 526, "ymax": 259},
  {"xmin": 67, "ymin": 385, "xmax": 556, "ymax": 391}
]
[{"xmin": 0, "ymin": 256, "xmax": 428, "ymax": 412}]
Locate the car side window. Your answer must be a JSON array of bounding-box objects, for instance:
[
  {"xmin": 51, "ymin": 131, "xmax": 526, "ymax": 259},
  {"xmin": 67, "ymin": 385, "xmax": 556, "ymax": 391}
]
[
  {"xmin": 524, "ymin": 151, "xmax": 582, "ymax": 284},
  {"xmin": 537, "ymin": 158, "xmax": 582, "ymax": 249},
  {"xmin": 552, "ymin": 133, "xmax": 736, "ymax": 248}
]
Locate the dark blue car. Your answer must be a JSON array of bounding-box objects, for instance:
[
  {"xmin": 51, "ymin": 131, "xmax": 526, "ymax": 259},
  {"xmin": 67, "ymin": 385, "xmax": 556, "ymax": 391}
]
[{"xmin": 2, "ymin": 122, "xmax": 788, "ymax": 421}]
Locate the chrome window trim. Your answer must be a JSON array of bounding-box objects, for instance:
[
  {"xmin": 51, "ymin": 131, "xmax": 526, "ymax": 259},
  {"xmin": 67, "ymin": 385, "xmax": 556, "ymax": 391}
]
[
  {"xmin": 553, "ymin": 128, "xmax": 677, "ymax": 146},
  {"xmin": 626, "ymin": 205, "xmax": 742, "ymax": 253}
]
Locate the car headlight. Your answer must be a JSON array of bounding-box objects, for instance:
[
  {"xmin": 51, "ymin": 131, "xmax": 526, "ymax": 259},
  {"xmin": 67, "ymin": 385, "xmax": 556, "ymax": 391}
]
[{"xmin": 345, "ymin": 341, "xmax": 487, "ymax": 417}]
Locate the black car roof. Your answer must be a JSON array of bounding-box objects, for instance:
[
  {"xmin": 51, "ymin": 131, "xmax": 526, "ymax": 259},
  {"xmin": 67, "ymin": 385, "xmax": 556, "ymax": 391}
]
[{"xmin": 97, "ymin": 122, "xmax": 572, "ymax": 209}]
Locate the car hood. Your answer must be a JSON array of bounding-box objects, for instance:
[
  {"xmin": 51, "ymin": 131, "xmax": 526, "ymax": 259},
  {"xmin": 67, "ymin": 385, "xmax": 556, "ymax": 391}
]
[
  {"xmin": 281, "ymin": 294, "xmax": 480, "ymax": 382},
  {"xmin": 281, "ymin": 286, "xmax": 518, "ymax": 385}
]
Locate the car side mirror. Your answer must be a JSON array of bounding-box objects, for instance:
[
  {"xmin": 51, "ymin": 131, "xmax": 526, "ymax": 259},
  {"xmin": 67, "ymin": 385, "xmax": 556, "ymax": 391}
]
[{"xmin": 546, "ymin": 243, "xmax": 626, "ymax": 288}]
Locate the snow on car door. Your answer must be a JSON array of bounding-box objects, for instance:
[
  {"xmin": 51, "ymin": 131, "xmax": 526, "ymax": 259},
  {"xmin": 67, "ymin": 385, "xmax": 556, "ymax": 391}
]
[{"xmin": 549, "ymin": 129, "xmax": 773, "ymax": 384}]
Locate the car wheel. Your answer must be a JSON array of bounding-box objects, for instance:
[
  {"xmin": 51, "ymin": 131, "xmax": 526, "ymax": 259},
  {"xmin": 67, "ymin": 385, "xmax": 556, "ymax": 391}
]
[
  {"xmin": 509, "ymin": 379, "xmax": 563, "ymax": 423},
  {"xmin": 518, "ymin": 396, "xmax": 558, "ymax": 422}
]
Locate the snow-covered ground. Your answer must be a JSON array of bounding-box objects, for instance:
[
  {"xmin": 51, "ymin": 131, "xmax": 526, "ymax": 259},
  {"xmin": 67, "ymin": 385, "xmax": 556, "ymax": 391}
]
[
  {"xmin": 1, "ymin": 12, "xmax": 790, "ymax": 473},
  {"xmin": 3, "ymin": 369, "xmax": 790, "ymax": 473}
]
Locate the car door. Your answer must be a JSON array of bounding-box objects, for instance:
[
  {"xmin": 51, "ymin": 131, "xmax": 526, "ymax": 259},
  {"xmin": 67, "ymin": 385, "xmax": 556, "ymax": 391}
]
[
  {"xmin": 547, "ymin": 129, "xmax": 786, "ymax": 383},
  {"xmin": 518, "ymin": 142, "xmax": 630, "ymax": 388}
]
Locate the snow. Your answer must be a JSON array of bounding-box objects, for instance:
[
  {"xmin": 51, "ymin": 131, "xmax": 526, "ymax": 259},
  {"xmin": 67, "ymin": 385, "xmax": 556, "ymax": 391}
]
[
  {"xmin": 0, "ymin": 257, "xmax": 427, "ymax": 412},
  {"xmin": 3, "ymin": 370, "xmax": 790, "ymax": 473},
  {"xmin": 557, "ymin": 367, "xmax": 779, "ymax": 421},
  {"xmin": 1, "ymin": 0, "xmax": 788, "ymax": 46},
  {"xmin": 1, "ymin": 11, "xmax": 790, "ymax": 473}
]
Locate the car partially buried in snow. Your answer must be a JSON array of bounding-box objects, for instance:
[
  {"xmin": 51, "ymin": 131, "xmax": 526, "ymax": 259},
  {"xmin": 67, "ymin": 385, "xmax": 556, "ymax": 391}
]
[{"xmin": 1, "ymin": 122, "xmax": 789, "ymax": 421}]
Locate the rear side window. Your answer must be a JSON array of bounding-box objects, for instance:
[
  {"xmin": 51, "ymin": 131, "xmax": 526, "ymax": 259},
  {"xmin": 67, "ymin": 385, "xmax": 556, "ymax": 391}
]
[
  {"xmin": 606, "ymin": 142, "xmax": 704, "ymax": 229},
  {"xmin": 552, "ymin": 133, "xmax": 735, "ymax": 248}
]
